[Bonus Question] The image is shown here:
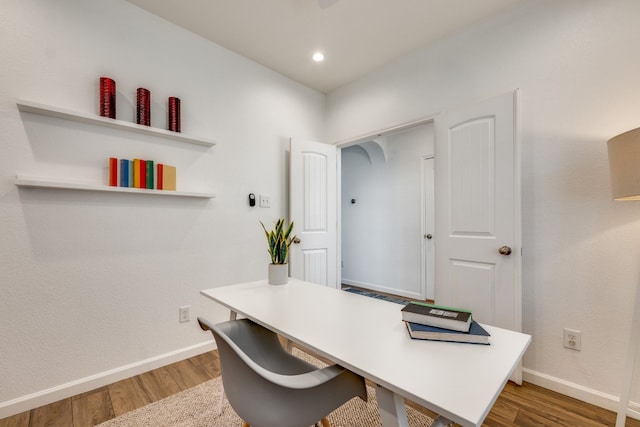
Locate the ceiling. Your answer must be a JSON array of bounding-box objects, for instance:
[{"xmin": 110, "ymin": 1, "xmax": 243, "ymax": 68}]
[{"xmin": 125, "ymin": 0, "xmax": 521, "ymax": 93}]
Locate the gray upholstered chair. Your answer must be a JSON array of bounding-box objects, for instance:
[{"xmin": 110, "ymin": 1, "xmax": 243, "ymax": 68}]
[{"xmin": 198, "ymin": 317, "xmax": 367, "ymax": 427}]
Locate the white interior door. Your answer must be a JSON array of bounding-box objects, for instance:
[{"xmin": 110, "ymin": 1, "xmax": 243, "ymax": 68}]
[
  {"xmin": 289, "ymin": 138, "xmax": 338, "ymax": 287},
  {"xmin": 434, "ymin": 91, "xmax": 521, "ymax": 378},
  {"xmin": 422, "ymin": 156, "xmax": 435, "ymax": 300}
]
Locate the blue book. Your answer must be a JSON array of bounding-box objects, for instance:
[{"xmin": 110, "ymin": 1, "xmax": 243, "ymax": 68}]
[
  {"xmin": 120, "ymin": 159, "xmax": 128, "ymax": 187},
  {"xmin": 405, "ymin": 320, "xmax": 490, "ymax": 345},
  {"xmin": 127, "ymin": 160, "xmax": 133, "ymax": 187}
]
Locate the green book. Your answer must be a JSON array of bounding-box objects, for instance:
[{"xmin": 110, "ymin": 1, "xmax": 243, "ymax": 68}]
[
  {"xmin": 401, "ymin": 302, "xmax": 472, "ymax": 332},
  {"xmin": 146, "ymin": 160, "xmax": 154, "ymax": 189}
]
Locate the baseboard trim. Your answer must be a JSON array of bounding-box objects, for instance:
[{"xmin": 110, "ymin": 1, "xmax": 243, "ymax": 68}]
[
  {"xmin": 0, "ymin": 340, "xmax": 215, "ymax": 420},
  {"xmin": 523, "ymin": 368, "xmax": 640, "ymax": 421},
  {"xmin": 341, "ymin": 278, "xmax": 421, "ymax": 300}
]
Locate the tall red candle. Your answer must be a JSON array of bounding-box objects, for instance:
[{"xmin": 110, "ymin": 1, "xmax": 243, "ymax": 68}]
[
  {"xmin": 136, "ymin": 88, "xmax": 151, "ymax": 126},
  {"xmin": 99, "ymin": 77, "xmax": 116, "ymax": 119},
  {"xmin": 168, "ymin": 97, "xmax": 181, "ymax": 132}
]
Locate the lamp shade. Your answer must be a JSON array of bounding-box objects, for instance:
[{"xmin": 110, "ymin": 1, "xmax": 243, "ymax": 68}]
[{"xmin": 608, "ymin": 127, "xmax": 640, "ymax": 200}]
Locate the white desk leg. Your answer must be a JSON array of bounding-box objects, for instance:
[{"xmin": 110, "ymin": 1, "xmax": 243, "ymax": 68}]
[
  {"xmin": 217, "ymin": 310, "xmax": 237, "ymax": 415},
  {"xmin": 375, "ymin": 385, "xmax": 409, "ymax": 427},
  {"xmin": 431, "ymin": 416, "xmax": 454, "ymax": 427}
]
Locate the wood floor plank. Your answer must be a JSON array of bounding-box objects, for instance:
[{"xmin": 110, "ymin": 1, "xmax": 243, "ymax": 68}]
[
  {"xmin": 29, "ymin": 398, "xmax": 72, "ymax": 427},
  {"xmin": 164, "ymin": 359, "xmax": 209, "ymax": 390},
  {"xmin": 189, "ymin": 351, "xmax": 220, "ymax": 379},
  {"xmin": 71, "ymin": 387, "xmax": 114, "ymax": 427},
  {"xmin": 499, "ymin": 389, "xmax": 611, "ymax": 427},
  {"xmin": 107, "ymin": 377, "xmax": 151, "ymax": 417},
  {"xmin": 0, "ymin": 411, "xmax": 30, "ymax": 427},
  {"xmin": 485, "ymin": 398, "xmax": 519, "ymax": 424},
  {"xmin": 136, "ymin": 367, "xmax": 182, "ymax": 402},
  {"xmin": 501, "ymin": 381, "xmax": 614, "ymax": 425}
]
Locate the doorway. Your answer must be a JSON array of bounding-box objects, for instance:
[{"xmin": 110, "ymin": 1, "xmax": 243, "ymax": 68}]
[{"xmin": 339, "ymin": 123, "xmax": 434, "ymax": 300}]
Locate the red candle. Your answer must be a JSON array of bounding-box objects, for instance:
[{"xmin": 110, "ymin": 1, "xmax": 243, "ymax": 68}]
[
  {"xmin": 136, "ymin": 88, "xmax": 151, "ymax": 126},
  {"xmin": 99, "ymin": 77, "xmax": 116, "ymax": 119},
  {"xmin": 168, "ymin": 96, "xmax": 181, "ymax": 132}
]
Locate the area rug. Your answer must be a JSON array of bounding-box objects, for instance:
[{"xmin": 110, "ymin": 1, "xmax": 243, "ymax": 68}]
[{"xmin": 98, "ymin": 349, "xmax": 433, "ymax": 427}]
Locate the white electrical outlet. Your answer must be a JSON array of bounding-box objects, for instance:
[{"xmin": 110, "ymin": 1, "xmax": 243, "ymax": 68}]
[
  {"xmin": 563, "ymin": 328, "xmax": 581, "ymax": 351},
  {"xmin": 179, "ymin": 306, "xmax": 191, "ymax": 323}
]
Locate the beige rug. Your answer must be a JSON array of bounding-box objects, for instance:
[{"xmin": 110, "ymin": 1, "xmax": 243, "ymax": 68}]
[{"xmin": 99, "ymin": 350, "xmax": 433, "ymax": 427}]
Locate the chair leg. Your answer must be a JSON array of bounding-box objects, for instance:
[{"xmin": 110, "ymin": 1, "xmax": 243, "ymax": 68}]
[
  {"xmin": 218, "ymin": 390, "xmax": 225, "ymax": 415},
  {"xmin": 320, "ymin": 417, "xmax": 331, "ymax": 427}
]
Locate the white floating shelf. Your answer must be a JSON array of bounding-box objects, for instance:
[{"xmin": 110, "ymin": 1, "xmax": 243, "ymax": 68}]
[
  {"xmin": 16, "ymin": 99, "xmax": 216, "ymax": 148},
  {"xmin": 15, "ymin": 175, "xmax": 216, "ymax": 199}
]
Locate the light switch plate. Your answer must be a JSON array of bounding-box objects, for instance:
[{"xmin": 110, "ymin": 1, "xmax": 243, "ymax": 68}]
[{"xmin": 259, "ymin": 194, "xmax": 271, "ymax": 208}]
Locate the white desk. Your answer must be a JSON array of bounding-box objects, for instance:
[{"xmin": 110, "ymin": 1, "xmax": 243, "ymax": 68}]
[{"xmin": 201, "ymin": 279, "xmax": 531, "ymax": 427}]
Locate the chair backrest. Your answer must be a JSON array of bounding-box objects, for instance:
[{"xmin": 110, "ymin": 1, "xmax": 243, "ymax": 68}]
[{"xmin": 199, "ymin": 318, "xmax": 367, "ymax": 427}]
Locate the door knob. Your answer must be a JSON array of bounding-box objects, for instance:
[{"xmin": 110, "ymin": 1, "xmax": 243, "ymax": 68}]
[
  {"xmin": 424, "ymin": 234, "xmax": 433, "ymax": 240},
  {"xmin": 293, "ymin": 237, "xmax": 301, "ymax": 244},
  {"xmin": 498, "ymin": 246, "xmax": 512, "ymax": 256}
]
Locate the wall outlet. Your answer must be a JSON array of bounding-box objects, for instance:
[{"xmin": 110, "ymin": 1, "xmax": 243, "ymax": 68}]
[
  {"xmin": 179, "ymin": 306, "xmax": 191, "ymax": 323},
  {"xmin": 563, "ymin": 328, "xmax": 581, "ymax": 351},
  {"xmin": 259, "ymin": 194, "xmax": 271, "ymax": 208}
]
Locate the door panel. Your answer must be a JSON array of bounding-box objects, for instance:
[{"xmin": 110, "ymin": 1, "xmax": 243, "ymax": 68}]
[
  {"xmin": 450, "ymin": 118, "xmax": 495, "ymax": 236},
  {"xmin": 290, "ymin": 138, "xmax": 337, "ymax": 287},
  {"xmin": 450, "ymin": 260, "xmax": 496, "ymax": 324},
  {"xmin": 435, "ymin": 91, "xmax": 521, "ymax": 381}
]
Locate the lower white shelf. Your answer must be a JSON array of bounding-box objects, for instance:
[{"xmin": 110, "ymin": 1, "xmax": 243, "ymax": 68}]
[{"xmin": 15, "ymin": 175, "xmax": 216, "ymax": 199}]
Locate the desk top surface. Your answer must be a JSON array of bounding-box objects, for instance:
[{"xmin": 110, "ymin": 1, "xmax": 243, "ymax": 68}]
[{"xmin": 201, "ymin": 279, "xmax": 531, "ymax": 427}]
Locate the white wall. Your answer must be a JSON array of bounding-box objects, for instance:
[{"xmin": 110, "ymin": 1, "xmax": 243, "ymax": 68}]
[
  {"xmin": 0, "ymin": 0, "xmax": 324, "ymax": 417},
  {"xmin": 327, "ymin": 0, "xmax": 640, "ymax": 414},
  {"xmin": 341, "ymin": 125, "xmax": 433, "ymax": 298}
]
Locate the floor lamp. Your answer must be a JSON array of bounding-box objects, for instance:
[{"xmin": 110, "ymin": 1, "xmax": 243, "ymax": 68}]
[{"xmin": 607, "ymin": 127, "xmax": 640, "ymax": 427}]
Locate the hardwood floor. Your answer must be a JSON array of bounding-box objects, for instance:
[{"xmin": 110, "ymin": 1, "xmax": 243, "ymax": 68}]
[{"xmin": 1, "ymin": 347, "xmax": 637, "ymax": 427}]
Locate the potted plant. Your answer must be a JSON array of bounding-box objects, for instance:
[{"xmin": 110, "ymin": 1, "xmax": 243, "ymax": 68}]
[{"xmin": 260, "ymin": 218, "xmax": 296, "ymax": 285}]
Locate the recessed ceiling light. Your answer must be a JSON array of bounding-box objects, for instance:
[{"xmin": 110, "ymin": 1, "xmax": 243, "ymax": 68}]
[{"xmin": 312, "ymin": 52, "xmax": 325, "ymax": 62}]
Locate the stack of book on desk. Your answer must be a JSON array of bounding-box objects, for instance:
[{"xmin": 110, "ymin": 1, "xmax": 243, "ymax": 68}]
[{"xmin": 401, "ymin": 302, "xmax": 490, "ymax": 345}]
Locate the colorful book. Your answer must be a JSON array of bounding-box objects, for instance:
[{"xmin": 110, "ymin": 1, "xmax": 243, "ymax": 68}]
[
  {"xmin": 133, "ymin": 159, "xmax": 141, "ymax": 188},
  {"xmin": 405, "ymin": 321, "xmax": 490, "ymax": 345},
  {"xmin": 146, "ymin": 160, "xmax": 154, "ymax": 189},
  {"xmin": 401, "ymin": 302, "xmax": 472, "ymax": 332},
  {"xmin": 127, "ymin": 160, "xmax": 133, "ymax": 188},
  {"xmin": 120, "ymin": 159, "xmax": 129, "ymax": 187},
  {"xmin": 140, "ymin": 159, "xmax": 147, "ymax": 189},
  {"xmin": 109, "ymin": 157, "xmax": 118, "ymax": 187},
  {"xmin": 162, "ymin": 165, "xmax": 176, "ymax": 191},
  {"xmin": 157, "ymin": 164, "xmax": 164, "ymax": 190}
]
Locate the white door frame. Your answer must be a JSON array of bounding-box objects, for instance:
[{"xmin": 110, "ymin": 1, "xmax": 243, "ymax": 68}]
[
  {"xmin": 332, "ymin": 92, "xmax": 520, "ymax": 312},
  {"xmin": 421, "ymin": 156, "xmax": 435, "ymax": 300},
  {"xmin": 335, "ymin": 116, "xmax": 437, "ymax": 294}
]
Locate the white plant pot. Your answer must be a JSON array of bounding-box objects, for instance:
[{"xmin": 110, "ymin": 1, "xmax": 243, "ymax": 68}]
[{"xmin": 268, "ymin": 263, "xmax": 288, "ymax": 285}]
